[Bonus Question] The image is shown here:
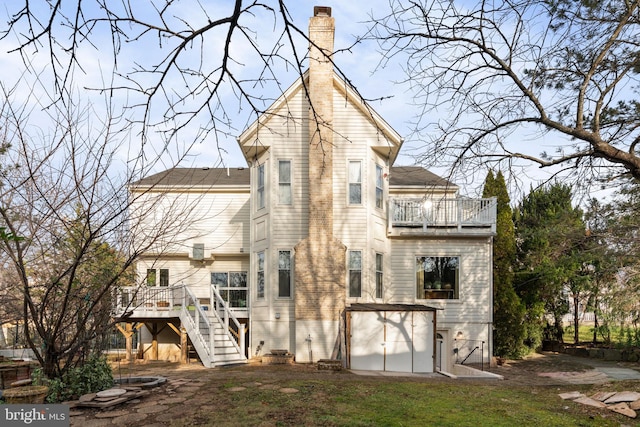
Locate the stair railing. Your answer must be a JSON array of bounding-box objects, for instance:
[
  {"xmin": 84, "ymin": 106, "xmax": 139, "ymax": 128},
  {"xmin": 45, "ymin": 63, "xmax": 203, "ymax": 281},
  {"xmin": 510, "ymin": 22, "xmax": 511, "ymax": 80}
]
[
  {"xmin": 181, "ymin": 286, "xmax": 214, "ymax": 363},
  {"xmin": 210, "ymin": 285, "xmax": 246, "ymax": 358}
]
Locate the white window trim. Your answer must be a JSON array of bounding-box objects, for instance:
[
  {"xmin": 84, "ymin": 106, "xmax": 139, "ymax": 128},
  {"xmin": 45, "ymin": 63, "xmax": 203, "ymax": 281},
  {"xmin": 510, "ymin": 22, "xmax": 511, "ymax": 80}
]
[
  {"xmin": 256, "ymin": 162, "xmax": 266, "ymax": 210},
  {"xmin": 277, "ymin": 249, "xmax": 293, "ymax": 299},
  {"xmin": 375, "ymin": 164, "xmax": 384, "ymax": 210},
  {"xmin": 257, "ymin": 251, "xmax": 265, "ymax": 299},
  {"xmin": 375, "ymin": 252, "xmax": 383, "ymax": 299},
  {"xmin": 348, "ymin": 249, "xmax": 363, "ymax": 298},
  {"xmin": 348, "ymin": 160, "xmax": 363, "ymax": 206},
  {"xmin": 278, "ymin": 159, "xmax": 293, "ymax": 206},
  {"xmin": 415, "ymin": 255, "xmax": 461, "ymax": 300}
]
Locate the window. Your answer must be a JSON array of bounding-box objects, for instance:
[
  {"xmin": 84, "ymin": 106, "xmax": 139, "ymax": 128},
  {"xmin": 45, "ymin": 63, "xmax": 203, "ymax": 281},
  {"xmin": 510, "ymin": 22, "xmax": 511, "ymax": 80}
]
[
  {"xmin": 375, "ymin": 253, "xmax": 383, "ymax": 299},
  {"xmin": 348, "ymin": 161, "xmax": 362, "ymax": 205},
  {"xmin": 278, "ymin": 250, "xmax": 292, "ymax": 297},
  {"xmin": 146, "ymin": 269, "xmax": 156, "ymax": 287},
  {"xmin": 375, "ymin": 164, "xmax": 384, "ymax": 209},
  {"xmin": 278, "ymin": 160, "xmax": 292, "ymax": 205},
  {"xmin": 348, "ymin": 250, "xmax": 362, "ymax": 297},
  {"xmin": 257, "ymin": 252, "xmax": 265, "ymax": 299},
  {"xmin": 416, "ymin": 256, "xmax": 459, "ymax": 300},
  {"xmin": 257, "ymin": 163, "xmax": 265, "ymax": 209},
  {"xmin": 159, "ymin": 269, "xmax": 169, "ymax": 287},
  {"xmin": 211, "ymin": 272, "xmax": 248, "ymax": 308},
  {"xmin": 147, "ymin": 268, "xmax": 169, "ymax": 287}
]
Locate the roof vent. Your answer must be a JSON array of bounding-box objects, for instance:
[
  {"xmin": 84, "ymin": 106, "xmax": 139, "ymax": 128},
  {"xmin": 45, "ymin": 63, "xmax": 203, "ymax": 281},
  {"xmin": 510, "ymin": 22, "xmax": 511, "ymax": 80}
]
[{"xmin": 314, "ymin": 6, "xmax": 331, "ymax": 17}]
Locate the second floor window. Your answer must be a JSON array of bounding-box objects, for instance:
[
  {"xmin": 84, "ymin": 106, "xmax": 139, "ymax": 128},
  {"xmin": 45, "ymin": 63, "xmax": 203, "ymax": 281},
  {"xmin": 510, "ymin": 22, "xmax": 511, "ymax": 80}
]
[
  {"xmin": 278, "ymin": 160, "xmax": 292, "ymax": 205},
  {"xmin": 278, "ymin": 250, "xmax": 292, "ymax": 297},
  {"xmin": 349, "ymin": 161, "xmax": 362, "ymax": 205},
  {"xmin": 257, "ymin": 163, "xmax": 265, "ymax": 209},
  {"xmin": 375, "ymin": 165, "xmax": 384, "ymax": 209}
]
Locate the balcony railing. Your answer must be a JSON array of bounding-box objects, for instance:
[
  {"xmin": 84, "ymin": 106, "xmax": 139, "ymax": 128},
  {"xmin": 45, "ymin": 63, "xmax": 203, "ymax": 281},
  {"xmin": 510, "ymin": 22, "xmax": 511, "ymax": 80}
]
[{"xmin": 388, "ymin": 197, "xmax": 497, "ymax": 233}]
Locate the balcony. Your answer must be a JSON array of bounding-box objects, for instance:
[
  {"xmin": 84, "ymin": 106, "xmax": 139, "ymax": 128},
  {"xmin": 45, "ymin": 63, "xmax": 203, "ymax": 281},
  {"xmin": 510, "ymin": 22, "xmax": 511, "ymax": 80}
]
[{"xmin": 388, "ymin": 197, "xmax": 497, "ymax": 236}]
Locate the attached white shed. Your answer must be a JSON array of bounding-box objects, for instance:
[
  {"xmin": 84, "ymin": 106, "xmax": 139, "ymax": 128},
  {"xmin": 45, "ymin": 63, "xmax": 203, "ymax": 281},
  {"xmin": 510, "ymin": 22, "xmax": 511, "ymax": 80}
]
[{"xmin": 346, "ymin": 304, "xmax": 437, "ymax": 373}]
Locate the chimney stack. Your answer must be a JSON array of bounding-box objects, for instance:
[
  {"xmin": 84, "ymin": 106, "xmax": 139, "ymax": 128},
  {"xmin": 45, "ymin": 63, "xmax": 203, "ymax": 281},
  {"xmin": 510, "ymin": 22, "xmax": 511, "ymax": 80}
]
[
  {"xmin": 307, "ymin": 5, "xmax": 335, "ymax": 237},
  {"xmin": 293, "ymin": 6, "xmax": 346, "ymax": 362}
]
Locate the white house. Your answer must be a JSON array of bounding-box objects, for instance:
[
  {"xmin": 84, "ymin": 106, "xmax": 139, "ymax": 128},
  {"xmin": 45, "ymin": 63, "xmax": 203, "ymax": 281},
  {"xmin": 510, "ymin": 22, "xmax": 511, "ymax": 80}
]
[{"xmin": 117, "ymin": 6, "xmax": 496, "ymax": 374}]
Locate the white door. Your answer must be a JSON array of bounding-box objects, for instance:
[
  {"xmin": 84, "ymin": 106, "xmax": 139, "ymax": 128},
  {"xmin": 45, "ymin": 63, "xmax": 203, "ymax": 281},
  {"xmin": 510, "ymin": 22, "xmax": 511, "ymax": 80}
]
[
  {"xmin": 350, "ymin": 312, "xmax": 385, "ymax": 370},
  {"xmin": 412, "ymin": 311, "xmax": 434, "ymax": 373},
  {"xmin": 385, "ymin": 311, "xmax": 412, "ymax": 372}
]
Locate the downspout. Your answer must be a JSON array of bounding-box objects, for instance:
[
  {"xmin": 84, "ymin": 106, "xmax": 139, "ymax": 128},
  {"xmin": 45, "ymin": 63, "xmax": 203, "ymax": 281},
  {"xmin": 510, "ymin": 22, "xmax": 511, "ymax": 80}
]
[{"xmin": 488, "ymin": 235, "xmax": 494, "ymax": 365}]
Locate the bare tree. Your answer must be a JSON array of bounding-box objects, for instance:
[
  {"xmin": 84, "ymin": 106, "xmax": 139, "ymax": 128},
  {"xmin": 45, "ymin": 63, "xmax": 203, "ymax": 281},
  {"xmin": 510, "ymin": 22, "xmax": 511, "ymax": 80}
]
[
  {"xmin": 2, "ymin": 1, "xmax": 371, "ymax": 162},
  {"xmin": 368, "ymin": 0, "xmax": 640, "ymax": 187},
  {"xmin": 0, "ymin": 81, "xmax": 204, "ymax": 378}
]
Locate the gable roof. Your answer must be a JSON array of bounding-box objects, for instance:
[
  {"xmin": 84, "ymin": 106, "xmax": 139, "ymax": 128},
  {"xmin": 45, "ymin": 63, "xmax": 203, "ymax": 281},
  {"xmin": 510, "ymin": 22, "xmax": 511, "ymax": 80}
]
[
  {"xmin": 130, "ymin": 167, "xmax": 250, "ymax": 190},
  {"xmin": 389, "ymin": 166, "xmax": 457, "ymax": 190},
  {"xmin": 238, "ymin": 72, "xmax": 403, "ymax": 163}
]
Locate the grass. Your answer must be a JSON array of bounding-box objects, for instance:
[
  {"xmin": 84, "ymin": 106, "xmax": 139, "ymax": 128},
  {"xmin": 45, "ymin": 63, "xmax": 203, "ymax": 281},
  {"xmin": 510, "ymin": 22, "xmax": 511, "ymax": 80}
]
[
  {"xmin": 563, "ymin": 324, "xmax": 636, "ymax": 346},
  {"xmin": 165, "ymin": 373, "xmax": 632, "ymax": 427}
]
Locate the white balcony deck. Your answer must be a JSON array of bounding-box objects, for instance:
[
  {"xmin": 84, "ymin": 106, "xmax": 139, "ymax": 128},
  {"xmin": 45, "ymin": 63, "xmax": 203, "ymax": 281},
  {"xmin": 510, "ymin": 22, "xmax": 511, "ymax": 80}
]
[{"xmin": 388, "ymin": 197, "xmax": 497, "ymax": 236}]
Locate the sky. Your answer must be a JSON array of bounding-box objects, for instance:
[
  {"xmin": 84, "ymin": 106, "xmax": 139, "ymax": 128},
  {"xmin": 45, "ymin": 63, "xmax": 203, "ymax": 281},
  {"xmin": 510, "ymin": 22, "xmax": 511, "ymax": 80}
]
[{"xmin": 0, "ymin": 0, "xmax": 607, "ymax": 200}]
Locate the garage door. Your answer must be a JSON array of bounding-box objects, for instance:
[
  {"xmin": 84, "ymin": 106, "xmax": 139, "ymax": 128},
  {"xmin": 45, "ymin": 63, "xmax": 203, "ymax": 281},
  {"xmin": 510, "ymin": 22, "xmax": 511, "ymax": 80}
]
[{"xmin": 350, "ymin": 310, "xmax": 434, "ymax": 373}]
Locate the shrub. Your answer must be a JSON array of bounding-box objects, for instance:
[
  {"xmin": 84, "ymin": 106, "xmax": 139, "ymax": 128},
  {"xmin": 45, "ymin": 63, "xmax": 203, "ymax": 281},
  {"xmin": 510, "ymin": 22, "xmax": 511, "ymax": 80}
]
[{"xmin": 37, "ymin": 355, "xmax": 114, "ymax": 402}]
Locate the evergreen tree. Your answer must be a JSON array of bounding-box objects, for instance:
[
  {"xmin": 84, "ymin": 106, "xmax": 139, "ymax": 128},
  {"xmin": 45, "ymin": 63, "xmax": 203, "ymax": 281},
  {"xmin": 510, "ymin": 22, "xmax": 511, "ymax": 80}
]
[
  {"xmin": 514, "ymin": 183, "xmax": 585, "ymax": 349},
  {"xmin": 482, "ymin": 171, "xmax": 527, "ymax": 358}
]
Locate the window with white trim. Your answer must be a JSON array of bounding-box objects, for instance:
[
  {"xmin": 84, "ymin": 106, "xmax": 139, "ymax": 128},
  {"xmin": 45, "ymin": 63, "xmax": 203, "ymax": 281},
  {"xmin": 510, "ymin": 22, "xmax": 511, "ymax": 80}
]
[
  {"xmin": 146, "ymin": 268, "xmax": 169, "ymax": 287},
  {"xmin": 348, "ymin": 250, "xmax": 362, "ymax": 297},
  {"xmin": 375, "ymin": 253, "xmax": 383, "ymax": 299},
  {"xmin": 375, "ymin": 164, "xmax": 384, "ymax": 209},
  {"xmin": 416, "ymin": 256, "xmax": 459, "ymax": 300},
  {"xmin": 348, "ymin": 161, "xmax": 362, "ymax": 205},
  {"xmin": 211, "ymin": 272, "xmax": 248, "ymax": 308},
  {"xmin": 257, "ymin": 252, "xmax": 265, "ymax": 299},
  {"xmin": 278, "ymin": 250, "xmax": 292, "ymax": 298},
  {"xmin": 278, "ymin": 160, "xmax": 292, "ymax": 205},
  {"xmin": 257, "ymin": 163, "xmax": 265, "ymax": 209}
]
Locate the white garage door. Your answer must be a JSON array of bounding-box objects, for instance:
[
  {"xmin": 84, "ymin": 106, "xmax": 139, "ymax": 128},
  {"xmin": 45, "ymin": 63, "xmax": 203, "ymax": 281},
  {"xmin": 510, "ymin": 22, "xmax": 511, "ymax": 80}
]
[{"xmin": 350, "ymin": 310, "xmax": 434, "ymax": 373}]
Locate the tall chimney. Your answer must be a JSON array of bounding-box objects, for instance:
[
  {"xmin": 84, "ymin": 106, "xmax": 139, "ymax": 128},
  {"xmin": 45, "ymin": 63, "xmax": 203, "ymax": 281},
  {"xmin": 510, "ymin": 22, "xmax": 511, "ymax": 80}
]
[
  {"xmin": 293, "ymin": 6, "xmax": 346, "ymax": 363},
  {"xmin": 308, "ymin": 6, "xmax": 335, "ymax": 237}
]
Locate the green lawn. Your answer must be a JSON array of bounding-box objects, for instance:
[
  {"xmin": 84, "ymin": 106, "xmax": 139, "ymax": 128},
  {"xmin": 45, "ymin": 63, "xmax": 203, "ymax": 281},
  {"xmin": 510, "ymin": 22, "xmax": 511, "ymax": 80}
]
[{"xmin": 168, "ymin": 376, "xmax": 630, "ymax": 427}]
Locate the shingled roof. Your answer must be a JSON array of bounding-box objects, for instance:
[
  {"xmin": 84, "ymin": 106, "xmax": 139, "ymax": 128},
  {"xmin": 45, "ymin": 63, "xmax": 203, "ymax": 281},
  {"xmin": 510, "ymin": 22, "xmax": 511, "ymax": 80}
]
[
  {"xmin": 131, "ymin": 167, "xmax": 250, "ymax": 188},
  {"xmin": 389, "ymin": 166, "xmax": 456, "ymax": 189}
]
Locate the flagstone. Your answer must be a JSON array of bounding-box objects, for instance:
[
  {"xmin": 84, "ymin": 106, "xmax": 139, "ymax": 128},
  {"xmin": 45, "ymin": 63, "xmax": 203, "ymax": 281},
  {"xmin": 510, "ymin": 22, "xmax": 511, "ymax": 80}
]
[
  {"xmin": 608, "ymin": 402, "xmax": 637, "ymax": 418},
  {"xmin": 590, "ymin": 391, "xmax": 616, "ymax": 402},
  {"xmin": 604, "ymin": 391, "xmax": 640, "ymax": 404},
  {"xmin": 573, "ymin": 396, "xmax": 607, "ymax": 408},
  {"xmin": 558, "ymin": 391, "xmax": 584, "ymax": 400}
]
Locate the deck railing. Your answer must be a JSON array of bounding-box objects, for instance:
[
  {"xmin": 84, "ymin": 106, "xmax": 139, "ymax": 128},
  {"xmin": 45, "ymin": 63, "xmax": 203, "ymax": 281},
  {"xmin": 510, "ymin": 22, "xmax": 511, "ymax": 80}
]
[
  {"xmin": 115, "ymin": 285, "xmax": 185, "ymax": 313},
  {"xmin": 113, "ymin": 284, "xmax": 246, "ymax": 364},
  {"xmin": 389, "ymin": 197, "xmax": 497, "ymax": 232}
]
